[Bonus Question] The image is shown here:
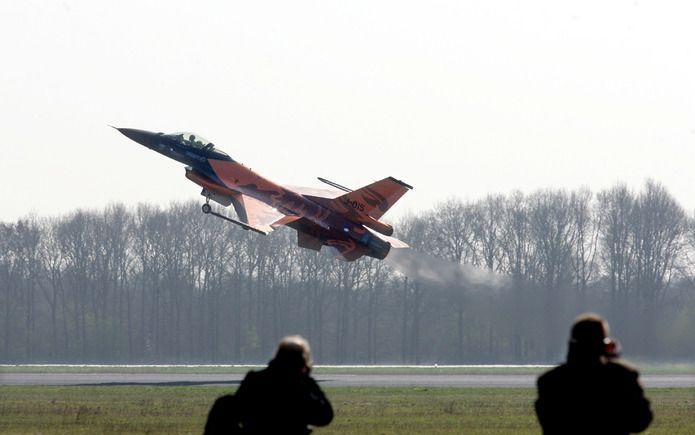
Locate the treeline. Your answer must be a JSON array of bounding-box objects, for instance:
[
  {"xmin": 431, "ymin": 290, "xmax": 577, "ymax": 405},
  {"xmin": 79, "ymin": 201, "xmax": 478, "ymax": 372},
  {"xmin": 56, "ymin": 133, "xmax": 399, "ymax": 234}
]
[{"xmin": 1, "ymin": 180, "xmax": 694, "ymax": 364}]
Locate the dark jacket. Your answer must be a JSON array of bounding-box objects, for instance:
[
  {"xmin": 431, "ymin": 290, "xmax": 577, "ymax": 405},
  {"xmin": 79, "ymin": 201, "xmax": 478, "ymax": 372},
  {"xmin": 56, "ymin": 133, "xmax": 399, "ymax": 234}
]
[
  {"xmin": 535, "ymin": 360, "xmax": 652, "ymax": 435},
  {"xmin": 204, "ymin": 361, "xmax": 333, "ymax": 435}
]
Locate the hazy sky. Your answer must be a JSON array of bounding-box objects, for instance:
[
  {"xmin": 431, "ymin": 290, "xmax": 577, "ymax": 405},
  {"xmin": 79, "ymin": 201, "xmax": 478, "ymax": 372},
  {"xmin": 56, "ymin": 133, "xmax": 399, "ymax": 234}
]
[{"xmin": 2, "ymin": 1, "xmax": 694, "ymax": 223}]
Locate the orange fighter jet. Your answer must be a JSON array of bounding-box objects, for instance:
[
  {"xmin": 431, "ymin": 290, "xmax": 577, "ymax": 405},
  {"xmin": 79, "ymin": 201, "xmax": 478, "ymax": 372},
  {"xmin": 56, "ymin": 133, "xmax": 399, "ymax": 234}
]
[{"xmin": 115, "ymin": 128, "xmax": 412, "ymax": 261}]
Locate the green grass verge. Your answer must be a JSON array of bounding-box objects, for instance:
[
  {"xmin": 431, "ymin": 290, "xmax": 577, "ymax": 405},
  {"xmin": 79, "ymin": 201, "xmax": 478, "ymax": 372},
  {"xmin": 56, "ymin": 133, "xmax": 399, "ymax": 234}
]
[
  {"xmin": 2, "ymin": 363, "xmax": 693, "ymax": 375},
  {"xmin": 0, "ymin": 386, "xmax": 693, "ymax": 434}
]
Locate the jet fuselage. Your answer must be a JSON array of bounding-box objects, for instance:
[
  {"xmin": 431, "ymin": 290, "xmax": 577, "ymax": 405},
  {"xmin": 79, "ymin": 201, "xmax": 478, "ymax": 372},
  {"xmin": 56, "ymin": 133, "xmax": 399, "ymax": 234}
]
[{"xmin": 117, "ymin": 128, "xmax": 392, "ymax": 260}]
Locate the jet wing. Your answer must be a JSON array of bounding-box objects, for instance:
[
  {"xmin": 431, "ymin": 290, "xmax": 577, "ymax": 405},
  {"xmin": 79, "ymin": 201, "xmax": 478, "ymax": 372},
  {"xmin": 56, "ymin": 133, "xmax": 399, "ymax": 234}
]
[{"xmin": 229, "ymin": 192, "xmax": 286, "ymax": 234}]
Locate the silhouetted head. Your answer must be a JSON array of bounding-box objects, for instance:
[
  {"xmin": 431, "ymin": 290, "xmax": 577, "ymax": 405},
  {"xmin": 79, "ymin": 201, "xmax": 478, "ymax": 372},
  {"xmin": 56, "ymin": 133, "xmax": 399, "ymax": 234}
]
[
  {"xmin": 271, "ymin": 335, "xmax": 313, "ymax": 374},
  {"xmin": 567, "ymin": 313, "xmax": 610, "ymax": 363}
]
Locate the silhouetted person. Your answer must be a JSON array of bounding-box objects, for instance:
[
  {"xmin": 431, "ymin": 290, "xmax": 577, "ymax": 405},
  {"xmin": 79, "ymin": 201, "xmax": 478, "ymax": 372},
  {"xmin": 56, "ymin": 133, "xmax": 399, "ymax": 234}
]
[
  {"xmin": 204, "ymin": 335, "xmax": 333, "ymax": 435},
  {"xmin": 535, "ymin": 313, "xmax": 652, "ymax": 435}
]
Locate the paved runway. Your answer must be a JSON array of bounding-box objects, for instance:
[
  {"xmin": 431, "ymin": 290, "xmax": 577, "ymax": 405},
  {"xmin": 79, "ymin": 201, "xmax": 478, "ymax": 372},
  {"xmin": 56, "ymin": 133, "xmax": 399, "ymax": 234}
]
[{"xmin": 2, "ymin": 373, "xmax": 694, "ymax": 388}]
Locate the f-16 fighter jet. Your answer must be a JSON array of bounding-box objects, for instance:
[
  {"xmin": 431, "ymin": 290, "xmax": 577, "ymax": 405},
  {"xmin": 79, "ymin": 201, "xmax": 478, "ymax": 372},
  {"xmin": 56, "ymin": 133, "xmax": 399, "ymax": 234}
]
[{"xmin": 115, "ymin": 128, "xmax": 412, "ymax": 261}]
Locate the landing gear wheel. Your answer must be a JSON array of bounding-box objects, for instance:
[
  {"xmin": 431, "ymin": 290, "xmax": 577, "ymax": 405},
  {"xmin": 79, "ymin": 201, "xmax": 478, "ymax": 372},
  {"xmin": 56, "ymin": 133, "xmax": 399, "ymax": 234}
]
[{"xmin": 202, "ymin": 203, "xmax": 212, "ymax": 214}]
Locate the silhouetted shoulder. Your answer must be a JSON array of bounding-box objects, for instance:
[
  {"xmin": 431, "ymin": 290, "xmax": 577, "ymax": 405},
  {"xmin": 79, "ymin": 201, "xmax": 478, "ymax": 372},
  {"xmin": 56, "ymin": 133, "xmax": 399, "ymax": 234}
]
[
  {"xmin": 605, "ymin": 360, "xmax": 652, "ymax": 433},
  {"xmin": 238, "ymin": 368, "xmax": 264, "ymax": 386},
  {"xmin": 536, "ymin": 363, "xmax": 575, "ymax": 389},
  {"xmin": 537, "ymin": 364, "xmax": 567, "ymax": 381},
  {"xmin": 203, "ymin": 394, "xmax": 241, "ymax": 435},
  {"xmin": 604, "ymin": 360, "xmax": 639, "ymax": 376},
  {"xmin": 233, "ymin": 367, "xmax": 333, "ymax": 434}
]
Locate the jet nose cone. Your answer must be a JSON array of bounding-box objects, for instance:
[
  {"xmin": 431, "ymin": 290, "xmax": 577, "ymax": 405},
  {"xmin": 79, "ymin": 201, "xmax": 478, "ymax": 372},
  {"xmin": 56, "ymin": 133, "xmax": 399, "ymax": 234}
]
[{"xmin": 114, "ymin": 127, "xmax": 161, "ymax": 149}]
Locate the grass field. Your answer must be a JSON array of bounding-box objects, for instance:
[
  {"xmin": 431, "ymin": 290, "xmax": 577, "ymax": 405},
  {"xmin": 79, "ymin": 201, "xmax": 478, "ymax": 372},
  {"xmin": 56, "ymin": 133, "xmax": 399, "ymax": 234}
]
[{"xmin": 1, "ymin": 386, "xmax": 693, "ymax": 434}]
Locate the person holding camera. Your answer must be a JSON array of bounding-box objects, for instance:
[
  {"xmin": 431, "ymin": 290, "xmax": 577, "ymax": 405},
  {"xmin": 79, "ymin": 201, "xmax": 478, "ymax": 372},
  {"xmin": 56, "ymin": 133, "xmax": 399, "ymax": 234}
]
[
  {"xmin": 205, "ymin": 335, "xmax": 333, "ymax": 435},
  {"xmin": 535, "ymin": 313, "xmax": 652, "ymax": 435}
]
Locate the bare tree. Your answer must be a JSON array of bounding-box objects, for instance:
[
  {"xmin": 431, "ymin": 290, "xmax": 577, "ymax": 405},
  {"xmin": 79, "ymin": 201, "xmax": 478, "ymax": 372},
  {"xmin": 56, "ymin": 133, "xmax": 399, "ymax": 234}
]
[
  {"xmin": 497, "ymin": 191, "xmax": 536, "ymax": 360},
  {"xmin": 332, "ymin": 258, "xmax": 366, "ymax": 363},
  {"xmin": 37, "ymin": 218, "xmax": 69, "ymax": 359},
  {"xmin": 363, "ymin": 257, "xmax": 390, "ymax": 363},
  {"xmin": 294, "ymin": 244, "xmax": 333, "ymax": 361},
  {"xmin": 597, "ymin": 185, "xmax": 637, "ymax": 334},
  {"xmin": 569, "ymin": 188, "xmax": 601, "ymax": 308},
  {"xmin": 0, "ymin": 223, "xmax": 20, "ymax": 359},
  {"xmin": 431, "ymin": 199, "xmax": 477, "ymax": 264},
  {"xmin": 631, "ymin": 181, "xmax": 686, "ymax": 352},
  {"xmin": 528, "ymin": 190, "xmax": 577, "ymax": 360},
  {"xmin": 395, "ymin": 213, "xmax": 433, "ymax": 363},
  {"xmin": 499, "ymin": 191, "xmax": 535, "ymax": 278},
  {"xmin": 472, "ymin": 195, "xmax": 505, "ymax": 271}
]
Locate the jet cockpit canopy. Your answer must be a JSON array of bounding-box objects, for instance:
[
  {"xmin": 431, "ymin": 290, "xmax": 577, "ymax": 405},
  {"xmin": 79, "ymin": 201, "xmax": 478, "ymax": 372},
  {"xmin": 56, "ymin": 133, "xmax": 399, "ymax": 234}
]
[
  {"xmin": 167, "ymin": 132, "xmax": 216, "ymax": 150},
  {"xmin": 165, "ymin": 132, "xmax": 230, "ymax": 158}
]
